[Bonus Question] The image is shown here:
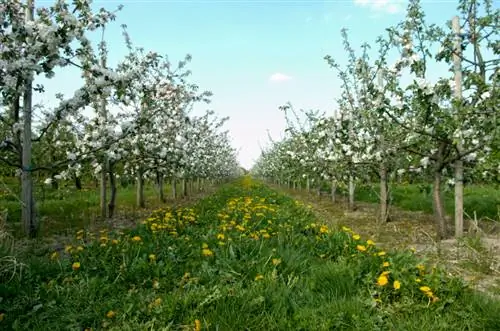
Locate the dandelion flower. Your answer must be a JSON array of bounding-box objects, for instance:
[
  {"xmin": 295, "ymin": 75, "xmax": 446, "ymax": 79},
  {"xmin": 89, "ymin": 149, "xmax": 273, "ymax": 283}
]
[
  {"xmin": 419, "ymin": 286, "xmax": 431, "ymax": 293},
  {"xmin": 356, "ymin": 245, "xmax": 367, "ymax": 252},
  {"xmin": 272, "ymin": 258, "xmax": 281, "ymax": 266},
  {"xmin": 319, "ymin": 225, "xmax": 329, "ymax": 234},
  {"xmin": 132, "ymin": 236, "xmax": 142, "ymax": 242},
  {"xmin": 342, "ymin": 226, "xmax": 352, "ymax": 232},
  {"xmin": 149, "ymin": 254, "xmax": 156, "ymax": 262},
  {"xmin": 72, "ymin": 262, "xmax": 81, "ymax": 271},
  {"xmin": 106, "ymin": 310, "xmax": 116, "ymax": 319},
  {"xmin": 202, "ymin": 248, "xmax": 214, "ymax": 257},
  {"xmin": 367, "ymin": 239, "xmax": 375, "ymax": 246},
  {"xmin": 383, "ymin": 261, "xmax": 390, "ymax": 267},
  {"xmin": 393, "ymin": 280, "xmax": 401, "ymax": 290},
  {"xmin": 352, "ymin": 234, "xmax": 361, "ymax": 240},
  {"xmin": 194, "ymin": 319, "xmax": 201, "ymax": 331},
  {"xmin": 377, "ymin": 274, "xmax": 389, "ymax": 286},
  {"xmin": 255, "ymin": 274, "xmax": 264, "ymax": 281},
  {"xmin": 377, "ymin": 251, "xmax": 386, "ymax": 256}
]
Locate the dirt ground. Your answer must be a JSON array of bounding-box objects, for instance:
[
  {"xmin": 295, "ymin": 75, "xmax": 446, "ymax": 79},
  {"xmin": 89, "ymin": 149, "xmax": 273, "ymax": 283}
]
[{"xmin": 275, "ymin": 185, "xmax": 500, "ymax": 298}]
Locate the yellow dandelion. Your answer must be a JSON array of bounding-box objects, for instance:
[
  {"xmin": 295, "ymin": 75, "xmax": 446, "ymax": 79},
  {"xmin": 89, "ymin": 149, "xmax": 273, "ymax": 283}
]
[
  {"xmin": 352, "ymin": 234, "xmax": 361, "ymax": 240},
  {"xmin": 72, "ymin": 262, "xmax": 81, "ymax": 271},
  {"xmin": 272, "ymin": 258, "xmax": 281, "ymax": 266},
  {"xmin": 106, "ymin": 310, "xmax": 116, "ymax": 319},
  {"xmin": 319, "ymin": 225, "xmax": 329, "ymax": 234},
  {"xmin": 419, "ymin": 286, "xmax": 431, "ymax": 293},
  {"xmin": 216, "ymin": 233, "xmax": 225, "ymax": 240},
  {"xmin": 366, "ymin": 239, "xmax": 375, "ymax": 246},
  {"xmin": 255, "ymin": 274, "xmax": 264, "ymax": 281},
  {"xmin": 377, "ymin": 274, "xmax": 389, "ymax": 286},
  {"xmin": 377, "ymin": 251, "xmax": 386, "ymax": 256},
  {"xmin": 342, "ymin": 226, "xmax": 352, "ymax": 232},
  {"xmin": 356, "ymin": 245, "xmax": 367, "ymax": 252},
  {"xmin": 202, "ymin": 248, "xmax": 214, "ymax": 257},
  {"xmin": 393, "ymin": 280, "xmax": 401, "ymax": 290},
  {"xmin": 382, "ymin": 261, "xmax": 390, "ymax": 267},
  {"xmin": 149, "ymin": 254, "xmax": 156, "ymax": 262},
  {"xmin": 194, "ymin": 319, "xmax": 202, "ymax": 331},
  {"xmin": 131, "ymin": 236, "xmax": 142, "ymax": 242},
  {"xmin": 415, "ymin": 278, "xmax": 422, "ymax": 283}
]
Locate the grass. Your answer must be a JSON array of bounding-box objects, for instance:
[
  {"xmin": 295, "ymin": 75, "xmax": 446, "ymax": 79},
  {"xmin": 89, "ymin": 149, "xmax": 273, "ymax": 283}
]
[
  {"xmin": 353, "ymin": 183, "xmax": 500, "ymax": 222},
  {"xmin": 1, "ymin": 176, "xmax": 499, "ymax": 330},
  {"xmin": 0, "ymin": 177, "xmax": 201, "ymax": 238}
]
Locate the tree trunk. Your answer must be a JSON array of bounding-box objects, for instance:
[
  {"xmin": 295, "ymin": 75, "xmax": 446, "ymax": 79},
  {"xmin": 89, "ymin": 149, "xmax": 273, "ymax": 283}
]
[
  {"xmin": 74, "ymin": 175, "xmax": 82, "ymax": 190},
  {"xmin": 331, "ymin": 179, "xmax": 337, "ymax": 203},
  {"xmin": 21, "ymin": 0, "xmax": 36, "ymax": 238},
  {"xmin": 432, "ymin": 170, "xmax": 447, "ymax": 240},
  {"xmin": 157, "ymin": 172, "xmax": 165, "ymax": 202},
  {"xmin": 452, "ymin": 15, "xmax": 464, "ymax": 238},
  {"xmin": 100, "ymin": 161, "xmax": 107, "ymax": 219},
  {"xmin": 51, "ymin": 177, "xmax": 59, "ymax": 190},
  {"xmin": 379, "ymin": 163, "xmax": 389, "ymax": 223},
  {"xmin": 136, "ymin": 169, "xmax": 145, "ymax": 208},
  {"xmin": 172, "ymin": 177, "xmax": 177, "ymax": 199},
  {"xmin": 108, "ymin": 164, "xmax": 117, "ymax": 218},
  {"xmin": 182, "ymin": 178, "xmax": 187, "ymax": 198},
  {"xmin": 348, "ymin": 175, "xmax": 355, "ymax": 211}
]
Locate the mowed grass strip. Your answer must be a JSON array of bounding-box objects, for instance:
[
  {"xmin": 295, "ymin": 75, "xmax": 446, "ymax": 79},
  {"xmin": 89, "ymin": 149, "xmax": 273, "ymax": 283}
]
[{"xmin": 0, "ymin": 177, "xmax": 499, "ymax": 331}]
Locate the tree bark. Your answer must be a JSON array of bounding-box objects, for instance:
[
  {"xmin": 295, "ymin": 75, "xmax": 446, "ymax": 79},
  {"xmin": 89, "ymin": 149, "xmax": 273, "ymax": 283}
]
[
  {"xmin": 21, "ymin": 0, "xmax": 36, "ymax": 238},
  {"xmin": 182, "ymin": 178, "xmax": 187, "ymax": 197},
  {"xmin": 136, "ymin": 168, "xmax": 145, "ymax": 208},
  {"xmin": 172, "ymin": 177, "xmax": 177, "ymax": 199},
  {"xmin": 331, "ymin": 179, "xmax": 337, "ymax": 203},
  {"xmin": 74, "ymin": 175, "xmax": 82, "ymax": 190},
  {"xmin": 380, "ymin": 163, "xmax": 389, "ymax": 223},
  {"xmin": 432, "ymin": 170, "xmax": 447, "ymax": 240},
  {"xmin": 108, "ymin": 164, "xmax": 117, "ymax": 218},
  {"xmin": 452, "ymin": 15, "xmax": 464, "ymax": 237},
  {"xmin": 348, "ymin": 175, "xmax": 355, "ymax": 211}
]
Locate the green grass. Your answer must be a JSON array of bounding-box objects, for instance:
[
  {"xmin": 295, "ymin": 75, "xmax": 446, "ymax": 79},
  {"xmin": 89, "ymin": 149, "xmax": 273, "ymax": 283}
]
[
  {"xmin": 0, "ymin": 177, "xmax": 185, "ymax": 237},
  {"xmin": 315, "ymin": 180, "xmax": 500, "ymax": 221},
  {"xmin": 354, "ymin": 183, "xmax": 500, "ymax": 221},
  {"xmin": 0, "ymin": 177, "xmax": 499, "ymax": 330}
]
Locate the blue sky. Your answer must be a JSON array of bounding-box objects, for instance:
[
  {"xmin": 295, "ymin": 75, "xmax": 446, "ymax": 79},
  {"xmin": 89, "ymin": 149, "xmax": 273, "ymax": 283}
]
[{"xmin": 35, "ymin": 0, "xmax": 465, "ymax": 169}]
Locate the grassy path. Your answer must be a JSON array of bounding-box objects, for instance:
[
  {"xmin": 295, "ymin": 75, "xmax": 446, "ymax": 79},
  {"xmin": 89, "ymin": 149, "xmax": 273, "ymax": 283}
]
[{"xmin": 1, "ymin": 177, "xmax": 499, "ymax": 330}]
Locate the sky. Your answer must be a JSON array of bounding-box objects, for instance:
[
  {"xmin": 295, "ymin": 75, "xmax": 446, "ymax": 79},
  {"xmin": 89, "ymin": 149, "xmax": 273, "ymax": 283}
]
[{"xmin": 34, "ymin": 0, "xmax": 471, "ymax": 169}]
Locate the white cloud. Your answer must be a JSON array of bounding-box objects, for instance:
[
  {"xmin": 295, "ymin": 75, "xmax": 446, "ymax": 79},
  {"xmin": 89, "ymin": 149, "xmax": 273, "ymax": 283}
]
[
  {"xmin": 344, "ymin": 14, "xmax": 352, "ymax": 21},
  {"xmin": 353, "ymin": 0, "xmax": 404, "ymax": 14},
  {"xmin": 269, "ymin": 73, "xmax": 292, "ymax": 82}
]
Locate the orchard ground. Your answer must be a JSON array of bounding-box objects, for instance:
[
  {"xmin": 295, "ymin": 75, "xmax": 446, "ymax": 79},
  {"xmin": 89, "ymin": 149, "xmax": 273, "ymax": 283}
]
[
  {"xmin": 273, "ymin": 183, "xmax": 500, "ymax": 297},
  {"xmin": 0, "ymin": 177, "xmax": 499, "ymax": 330}
]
